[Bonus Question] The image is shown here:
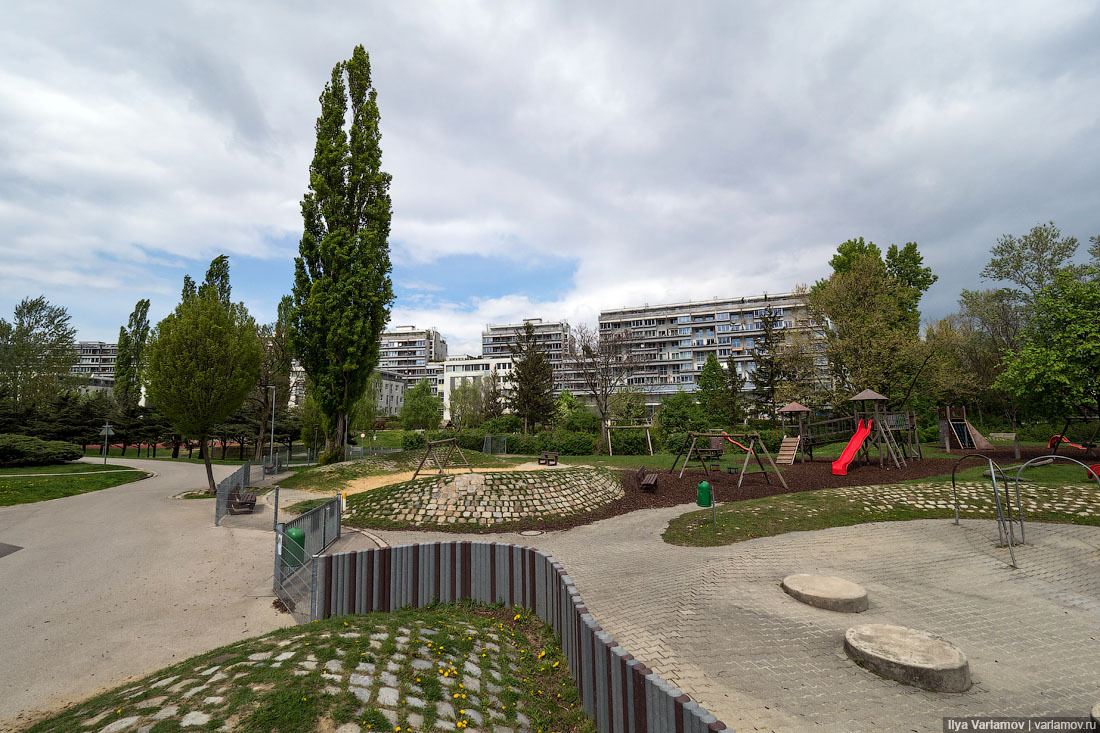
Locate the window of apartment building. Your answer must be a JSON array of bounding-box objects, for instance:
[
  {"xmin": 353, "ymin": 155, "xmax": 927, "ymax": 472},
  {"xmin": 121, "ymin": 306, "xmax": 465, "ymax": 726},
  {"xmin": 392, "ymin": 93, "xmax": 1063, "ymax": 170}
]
[
  {"xmin": 716, "ymin": 312, "xmax": 729, "ymax": 320},
  {"xmin": 717, "ymin": 336, "xmax": 731, "ymax": 344},
  {"xmin": 716, "ymin": 323, "xmax": 731, "ymax": 332},
  {"xmin": 678, "ymin": 327, "xmax": 690, "ymax": 335},
  {"xmin": 718, "ymin": 349, "xmax": 731, "ymax": 357},
  {"xmin": 677, "ymin": 315, "xmax": 690, "ymax": 323}
]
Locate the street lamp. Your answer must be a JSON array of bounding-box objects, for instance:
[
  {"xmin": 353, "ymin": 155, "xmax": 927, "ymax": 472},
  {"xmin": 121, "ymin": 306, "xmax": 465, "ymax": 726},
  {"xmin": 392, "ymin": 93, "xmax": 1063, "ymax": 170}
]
[{"xmin": 268, "ymin": 385, "xmax": 276, "ymax": 471}]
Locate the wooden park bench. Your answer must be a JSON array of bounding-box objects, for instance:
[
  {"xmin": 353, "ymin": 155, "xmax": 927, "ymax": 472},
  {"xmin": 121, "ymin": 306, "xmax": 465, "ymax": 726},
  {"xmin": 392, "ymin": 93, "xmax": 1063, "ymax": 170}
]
[
  {"xmin": 635, "ymin": 466, "xmax": 658, "ymax": 491},
  {"xmin": 538, "ymin": 451, "xmax": 559, "ymax": 466},
  {"xmin": 227, "ymin": 486, "xmax": 257, "ymax": 515}
]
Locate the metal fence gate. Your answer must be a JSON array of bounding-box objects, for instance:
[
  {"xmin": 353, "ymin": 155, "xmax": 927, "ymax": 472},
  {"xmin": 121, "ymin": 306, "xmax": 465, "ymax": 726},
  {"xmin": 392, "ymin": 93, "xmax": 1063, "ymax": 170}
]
[
  {"xmin": 482, "ymin": 435, "xmax": 508, "ymax": 454},
  {"xmin": 273, "ymin": 497, "xmax": 342, "ymax": 623}
]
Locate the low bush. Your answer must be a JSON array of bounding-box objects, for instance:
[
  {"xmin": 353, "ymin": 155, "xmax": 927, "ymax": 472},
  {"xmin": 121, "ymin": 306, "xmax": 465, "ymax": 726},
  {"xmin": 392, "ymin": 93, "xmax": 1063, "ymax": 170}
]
[
  {"xmin": 606, "ymin": 429, "xmax": 650, "ymax": 455},
  {"xmin": 401, "ymin": 431, "xmax": 427, "ymax": 450},
  {"xmin": 481, "ymin": 415, "xmax": 524, "ymax": 434},
  {"xmin": 0, "ymin": 434, "xmax": 83, "ymax": 467}
]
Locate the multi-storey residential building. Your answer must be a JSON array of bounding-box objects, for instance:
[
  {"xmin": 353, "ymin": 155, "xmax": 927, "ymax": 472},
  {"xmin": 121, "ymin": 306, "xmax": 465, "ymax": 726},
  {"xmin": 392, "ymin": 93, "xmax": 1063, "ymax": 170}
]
[
  {"xmin": 71, "ymin": 341, "xmax": 118, "ymax": 392},
  {"xmin": 440, "ymin": 354, "xmax": 514, "ymax": 421},
  {"xmin": 598, "ymin": 292, "xmax": 819, "ymax": 408},
  {"xmin": 375, "ymin": 370, "xmax": 406, "ymax": 416},
  {"xmin": 287, "ymin": 360, "xmax": 406, "ymax": 416},
  {"xmin": 482, "ymin": 319, "xmax": 577, "ymax": 394},
  {"xmin": 378, "ymin": 326, "xmax": 448, "ymax": 383}
]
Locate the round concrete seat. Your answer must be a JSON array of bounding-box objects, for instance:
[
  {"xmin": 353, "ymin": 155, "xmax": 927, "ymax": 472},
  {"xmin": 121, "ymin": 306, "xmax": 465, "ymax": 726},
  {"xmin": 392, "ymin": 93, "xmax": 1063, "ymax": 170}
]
[
  {"xmin": 845, "ymin": 624, "xmax": 971, "ymax": 692},
  {"xmin": 1091, "ymin": 701, "xmax": 1099, "ymax": 725},
  {"xmin": 781, "ymin": 574, "xmax": 868, "ymax": 613}
]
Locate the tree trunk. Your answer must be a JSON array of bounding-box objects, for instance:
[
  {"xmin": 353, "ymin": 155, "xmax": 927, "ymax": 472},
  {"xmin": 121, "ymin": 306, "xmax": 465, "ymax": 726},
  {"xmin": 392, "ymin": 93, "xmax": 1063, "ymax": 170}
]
[
  {"xmin": 239, "ymin": 440, "xmax": 246, "ymax": 461},
  {"xmin": 187, "ymin": 442, "xmax": 193, "ymax": 459},
  {"xmin": 120, "ymin": 441, "xmax": 126, "ymax": 456},
  {"xmin": 153, "ymin": 442, "xmax": 157, "ymax": 458},
  {"xmin": 171, "ymin": 440, "xmax": 179, "ymax": 458},
  {"xmin": 201, "ymin": 436, "xmax": 216, "ymax": 493}
]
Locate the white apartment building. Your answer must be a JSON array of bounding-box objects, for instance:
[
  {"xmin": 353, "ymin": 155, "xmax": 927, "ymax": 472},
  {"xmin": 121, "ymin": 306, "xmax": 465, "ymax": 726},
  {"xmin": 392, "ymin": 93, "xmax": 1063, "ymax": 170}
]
[
  {"xmin": 481, "ymin": 319, "xmax": 577, "ymax": 394},
  {"xmin": 598, "ymin": 292, "xmax": 820, "ymax": 406},
  {"xmin": 288, "ymin": 361, "xmax": 406, "ymax": 416},
  {"xmin": 71, "ymin": 341, "xmax": 117, "ymax": 392},
  {"xmin": 378, "ymin": 326, "xmax": 448, "ymax": 383},
  {"xmin": 440, "ymin": 354, "xmax": 514, "ymax": 421}
]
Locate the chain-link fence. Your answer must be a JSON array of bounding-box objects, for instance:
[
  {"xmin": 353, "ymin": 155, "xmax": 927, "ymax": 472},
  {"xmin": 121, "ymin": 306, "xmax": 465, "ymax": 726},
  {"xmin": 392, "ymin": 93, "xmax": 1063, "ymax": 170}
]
[
  {"xmin": 273, "ymin": 497, "xmax": 342, "ymax": 623},
  {"xmin": 214, "ymin": 462, "xmax": 253, "ymax": 526},
  {"xmin": 344, "ymin": 445, "xmax": 401, "ymax": 461}
]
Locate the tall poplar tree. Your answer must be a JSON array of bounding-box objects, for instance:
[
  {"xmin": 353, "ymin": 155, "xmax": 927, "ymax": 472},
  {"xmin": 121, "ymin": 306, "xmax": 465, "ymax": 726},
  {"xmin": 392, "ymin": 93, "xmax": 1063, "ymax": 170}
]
[
  {"xmin": 292, "ymin": 45, "xmax": 393, "ymax": 462},
  {"xmin": 113, "ymin": 299, "xmax": 150, "ymax": 411}
]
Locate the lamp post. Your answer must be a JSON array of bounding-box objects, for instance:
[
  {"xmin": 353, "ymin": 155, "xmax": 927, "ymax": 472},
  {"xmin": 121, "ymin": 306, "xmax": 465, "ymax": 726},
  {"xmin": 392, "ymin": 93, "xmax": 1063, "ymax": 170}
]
[{"xmin": 268, "ymin": 385, "xmax": 276, "ymax": 471}]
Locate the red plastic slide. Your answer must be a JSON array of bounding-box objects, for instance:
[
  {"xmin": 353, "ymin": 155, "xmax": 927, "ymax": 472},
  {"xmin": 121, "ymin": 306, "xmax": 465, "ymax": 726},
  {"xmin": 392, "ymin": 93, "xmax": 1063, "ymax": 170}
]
[
  {"xmin": 1048, "ymin": 434, "xmax": 1087, "ymax": 451},
  {"xmin": 720, "ymin": 435, "xmax": 753, "ymax": 453},
  {"xmin": 832, "ymin": 419, "xmax": 872, "ymax": 476}
]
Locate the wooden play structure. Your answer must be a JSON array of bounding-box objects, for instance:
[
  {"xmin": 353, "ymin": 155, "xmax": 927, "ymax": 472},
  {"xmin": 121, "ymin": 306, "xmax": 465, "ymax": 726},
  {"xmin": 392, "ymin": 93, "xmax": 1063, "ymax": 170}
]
[
  {"xmin": 669, "ymin": 431, "xmax": 788, "ymax": 489},
  {"xmin": 605, "ymin": 420, "xmax": 654, "ymax": 456},
  {"xmin": 938, "ymin": 406, "xmax": 992, "ymax": 452},
  {"xmin": 411, "ymin": 437, "xmax": 473, "ymax": 479},
  {"xmin": 779, "ymin": 393, "xmax": 921, "ymax": 472}
]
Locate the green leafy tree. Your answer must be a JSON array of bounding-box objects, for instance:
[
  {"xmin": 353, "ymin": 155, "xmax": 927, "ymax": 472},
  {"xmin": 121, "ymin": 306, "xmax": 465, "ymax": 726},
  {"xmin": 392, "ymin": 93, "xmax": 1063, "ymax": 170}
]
[
  {"xmin": 507, "ymin": 322, "xmax": 554, "ymax": 433},
  {"xmin": 145, "ymin": 258, "xmax": 262, "ymax": 492},
  {"xmin": 291, "ymin": 45, "xmax": 394, "ymax": 463},
  {"xmin": 996, "ymin": 272, "xmax": 1100, "ymax": 418},
  {"xmin": 449, "ymin": 378, "xmax": 484, "ymax": 429},
  {"xmin": 655, "ymin": 391, "xmax": 704, "ymax": 442},
  {"xmin": 608, "ymin": 387, "xmax": 647, "ymax": 424},
  {"xmin": 298, "ymin": 387, "xmax": 326, "ymax": 453},
  {"xmin": 245, "ymin": 296, "xmax": 293, "ymax": 460},
  {"xmin": 348, "ymin": 371, "xmax": 383, "ymax": 442},
  {"xmin": 401, "ymin": 379, "xmax": 442, "ymax": 431},
  {"xmin": 982, "ymin": 221, "xmax": 1084, "ymax": 303},
  {"xmin": 553, "ymin": 388, "xmax": 580, "ymax": 428},
  {"xmin": 0, "ymin": 297, "xmax": 79, "ymax": 414},
  {"xmin": 113, "ymin": 299, "xmax": 150, "ymax": 411},
  {"xmin": 809, "ymin": 239, "xmax": 936, "ymax": 404}
]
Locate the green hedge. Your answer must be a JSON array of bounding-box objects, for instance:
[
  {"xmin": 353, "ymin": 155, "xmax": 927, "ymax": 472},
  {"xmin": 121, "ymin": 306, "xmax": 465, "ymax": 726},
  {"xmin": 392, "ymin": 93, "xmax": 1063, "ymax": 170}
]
[{"xmin": 0, "ymin": 434, "xmax": 83, "ymax": 467}]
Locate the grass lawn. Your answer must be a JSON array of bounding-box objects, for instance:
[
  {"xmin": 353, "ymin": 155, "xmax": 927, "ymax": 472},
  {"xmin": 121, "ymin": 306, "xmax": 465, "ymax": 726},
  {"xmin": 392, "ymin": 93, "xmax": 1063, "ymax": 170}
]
[
  {"xmin": 664, "ymin": 460, "xmax": 1100, "ymax": 547},
  {"xmin": 279, "ymin": 450, "xmax": 527, "ymax": 493},
  {"xmin": 0, "ymin": 469, "xmax": 148, "ymax": 506},
  {"xmin": 0, "ymin": 463, "xmax": 136, "ymax": 476},
  {"xmin": 25, "ymin": 603, "xmax": 593, "ymax": 733}
]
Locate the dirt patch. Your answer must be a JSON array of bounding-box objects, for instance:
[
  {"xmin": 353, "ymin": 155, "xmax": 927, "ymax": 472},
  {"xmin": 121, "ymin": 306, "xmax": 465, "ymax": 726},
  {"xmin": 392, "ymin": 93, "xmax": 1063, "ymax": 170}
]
[{"xmin": 343, "ymin": 464, "xmax": 563, "ymax": 495}]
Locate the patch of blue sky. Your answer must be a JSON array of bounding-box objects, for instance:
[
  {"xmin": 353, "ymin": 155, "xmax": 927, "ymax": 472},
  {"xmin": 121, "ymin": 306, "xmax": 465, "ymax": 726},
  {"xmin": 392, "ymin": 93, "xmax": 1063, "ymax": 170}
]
[{"xmin": 392, "ymin": 253, "xmax": 577, "ymax": 308}]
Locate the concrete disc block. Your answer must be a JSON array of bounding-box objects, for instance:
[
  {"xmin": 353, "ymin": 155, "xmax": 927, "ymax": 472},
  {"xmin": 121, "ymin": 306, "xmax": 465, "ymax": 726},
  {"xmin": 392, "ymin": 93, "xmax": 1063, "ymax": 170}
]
[
  {"xmin": 1092, "ymin": 701, "xmax": 1099, "ymax": 725},
  {"xmin": 844, "ymin": 624, "xmax": 971, "ymax": 693},
  {"xmin": 781, "ymin": 574, "xmax": 868, "ymax": 613}
]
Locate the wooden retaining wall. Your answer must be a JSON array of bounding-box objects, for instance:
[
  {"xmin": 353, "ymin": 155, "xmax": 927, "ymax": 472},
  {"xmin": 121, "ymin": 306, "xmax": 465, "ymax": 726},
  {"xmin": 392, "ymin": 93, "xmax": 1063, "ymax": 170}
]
[{"xmin": 314, "ymin": 542, "xmax": 729, "ymax": 733}]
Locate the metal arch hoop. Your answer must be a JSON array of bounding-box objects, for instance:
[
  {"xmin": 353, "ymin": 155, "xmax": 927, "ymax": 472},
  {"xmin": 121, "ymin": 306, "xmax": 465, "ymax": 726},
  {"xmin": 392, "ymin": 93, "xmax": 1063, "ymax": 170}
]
[
  {"xmin": 1013, "ymin": 454, "xmax": 1100, "ymax": 547},
  {"xmin": 951, "ymin": 453, "xmax": 1018, "ymax": 567}
]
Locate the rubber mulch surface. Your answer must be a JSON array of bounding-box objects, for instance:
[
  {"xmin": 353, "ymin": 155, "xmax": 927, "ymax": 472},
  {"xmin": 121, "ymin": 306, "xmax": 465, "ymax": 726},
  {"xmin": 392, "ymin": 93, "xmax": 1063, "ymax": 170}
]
[{"xmin": 379, "ymin": 446, "xmax": 1080, "ymax": 534}]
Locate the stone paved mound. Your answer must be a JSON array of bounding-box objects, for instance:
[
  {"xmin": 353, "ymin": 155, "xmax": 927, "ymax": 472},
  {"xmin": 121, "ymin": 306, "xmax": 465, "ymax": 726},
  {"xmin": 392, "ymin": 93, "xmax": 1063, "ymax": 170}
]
[{"xmin": 344, "ymin": 467, "xmax": 623, "ymax": 528}]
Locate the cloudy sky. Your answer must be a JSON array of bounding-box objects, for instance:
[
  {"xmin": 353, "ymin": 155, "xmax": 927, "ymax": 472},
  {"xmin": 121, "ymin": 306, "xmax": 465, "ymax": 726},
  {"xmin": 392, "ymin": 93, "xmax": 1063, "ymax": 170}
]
[{"xmin": 2, "ymin": 1, "xmax": 1098, "ymax": 355}]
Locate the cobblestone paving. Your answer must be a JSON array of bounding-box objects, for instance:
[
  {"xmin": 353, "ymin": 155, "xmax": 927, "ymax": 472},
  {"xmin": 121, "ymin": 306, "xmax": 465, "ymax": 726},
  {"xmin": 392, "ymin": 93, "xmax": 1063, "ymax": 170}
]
[
  {"xmin": 67, "ymin": 619, "xmax": 537, "ymax": 733},
  {"xmin": 345, "ymin": 468, "xmax": 622, "ymax": 527},
  {"xmin": 378, "ymin": 509, "xmax": 1100, "ymax": 732}
]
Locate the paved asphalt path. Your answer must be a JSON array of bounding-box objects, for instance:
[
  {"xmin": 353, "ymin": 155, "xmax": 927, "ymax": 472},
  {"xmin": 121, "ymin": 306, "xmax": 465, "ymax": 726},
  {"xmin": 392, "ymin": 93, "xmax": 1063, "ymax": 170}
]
[{"xmin": 0, "ymin": 458, "xmax": 290, "ymax": 732}]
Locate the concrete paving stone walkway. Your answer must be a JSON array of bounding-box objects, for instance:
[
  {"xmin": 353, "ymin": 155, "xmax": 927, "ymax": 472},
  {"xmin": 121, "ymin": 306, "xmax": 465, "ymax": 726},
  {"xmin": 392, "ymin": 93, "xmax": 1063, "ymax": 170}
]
[
  {"xmin": 0, "ymin": 458, "xmax": 291, "ymax": 732},
  {"xmin": 375, "ymin": 511, "xmax": 1100, "ymax": 732}
]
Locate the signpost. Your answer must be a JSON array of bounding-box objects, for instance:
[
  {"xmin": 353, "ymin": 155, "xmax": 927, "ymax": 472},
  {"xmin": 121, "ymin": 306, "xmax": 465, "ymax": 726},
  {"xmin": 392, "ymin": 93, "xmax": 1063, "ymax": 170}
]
[{"xmin": 98, "ymin": 422, "xmax": 116, "ymax": 465}]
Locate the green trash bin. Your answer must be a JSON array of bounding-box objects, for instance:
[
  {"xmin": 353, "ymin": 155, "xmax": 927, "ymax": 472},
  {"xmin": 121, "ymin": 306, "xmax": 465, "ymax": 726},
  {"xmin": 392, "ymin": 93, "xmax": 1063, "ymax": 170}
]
[
  {"xmin": 696, "ymin": 481, "xmax": 711, "ymax": 508},
  {"xmin": 284, "ymin": 527, "xmax": 306, "ymax": 568}
]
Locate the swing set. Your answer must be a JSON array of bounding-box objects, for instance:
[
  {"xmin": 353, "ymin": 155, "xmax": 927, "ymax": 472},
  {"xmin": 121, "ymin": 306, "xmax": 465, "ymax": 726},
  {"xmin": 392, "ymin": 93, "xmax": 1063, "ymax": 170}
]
[
  {"xmin": 411, "ymin": 437, "xmax": 473, "ymax": 479},
  {"xmin": 669, "ymin": 431, "xmax": 788, "ymax": 489}
]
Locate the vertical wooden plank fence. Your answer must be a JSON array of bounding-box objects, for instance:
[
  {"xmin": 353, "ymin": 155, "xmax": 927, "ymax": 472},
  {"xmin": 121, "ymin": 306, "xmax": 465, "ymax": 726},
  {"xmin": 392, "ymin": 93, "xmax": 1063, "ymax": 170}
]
[{"xmin": 311, "ymin": 542, "xmax": 729, "ymax": 733}]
